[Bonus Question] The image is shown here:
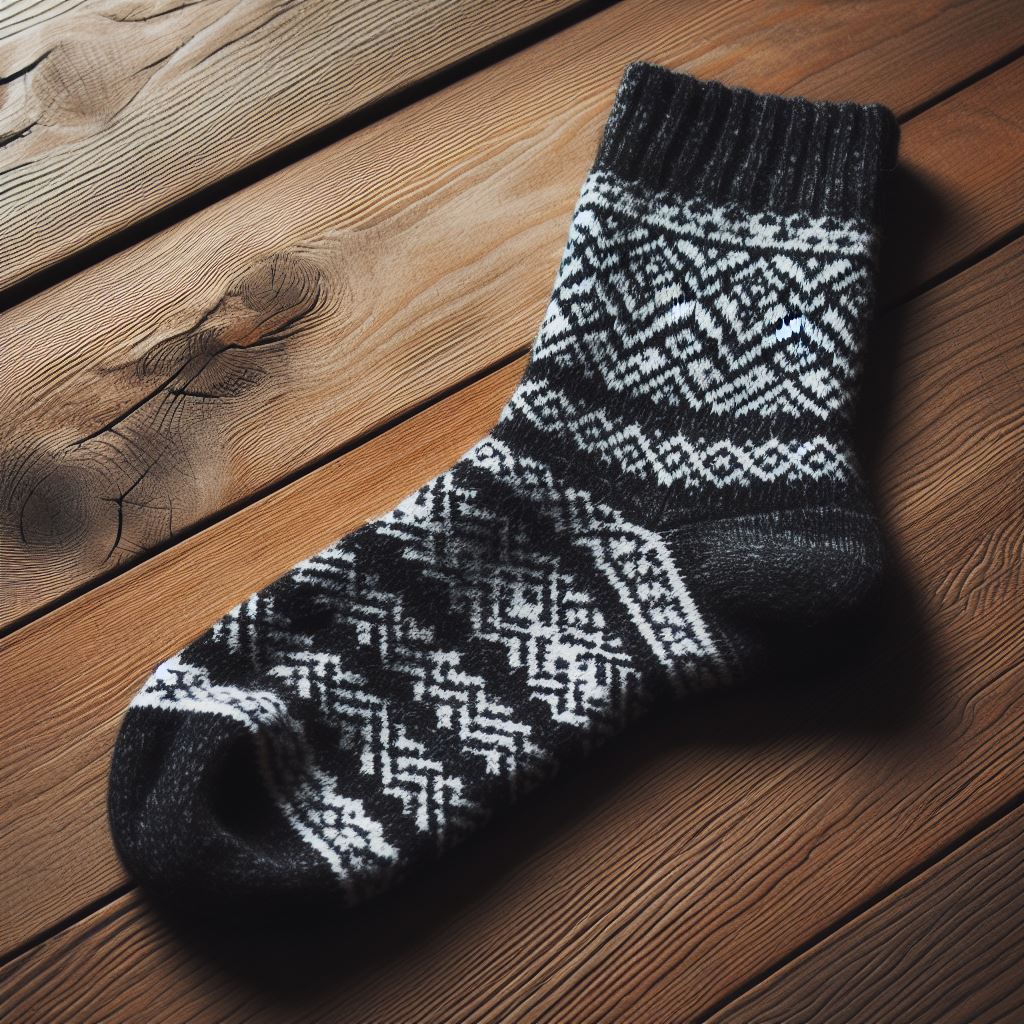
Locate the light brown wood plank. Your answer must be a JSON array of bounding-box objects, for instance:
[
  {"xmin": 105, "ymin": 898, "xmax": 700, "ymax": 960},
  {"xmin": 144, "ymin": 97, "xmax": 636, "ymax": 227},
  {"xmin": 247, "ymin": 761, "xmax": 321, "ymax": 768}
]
[
  {"xmin": 0, "ymin": 235, "xmax": 1020, "ymax": 1006},
  {"xmin": 0, "ymin": 0, "xmax": 582, "ymax": 292},
  {"xmin": 2, "ymin": 0, "xmax": 1022, "ymax": 629},
  {"xmin": 701, "ymin": 804, "xmax": 1024, "ymax": 1024}
]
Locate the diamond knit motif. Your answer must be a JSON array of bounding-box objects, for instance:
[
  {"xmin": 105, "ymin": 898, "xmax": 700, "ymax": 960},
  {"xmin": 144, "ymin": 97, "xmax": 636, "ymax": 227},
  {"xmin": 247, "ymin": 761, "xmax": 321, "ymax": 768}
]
[
  {"xmin": 533, "ymin": 173, "xmax": 873, "ymax": 421},
  {"xmin": 505, "ymin": 379, "xmax": 853, "ymax": 488}
]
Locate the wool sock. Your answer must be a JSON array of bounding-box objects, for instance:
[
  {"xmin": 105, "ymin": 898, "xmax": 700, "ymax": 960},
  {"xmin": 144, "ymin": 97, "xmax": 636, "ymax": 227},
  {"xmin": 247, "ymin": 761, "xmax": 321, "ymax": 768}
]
[{"xmin": 109, "ymin": 65, "xmax": 898, "ymax": 907}]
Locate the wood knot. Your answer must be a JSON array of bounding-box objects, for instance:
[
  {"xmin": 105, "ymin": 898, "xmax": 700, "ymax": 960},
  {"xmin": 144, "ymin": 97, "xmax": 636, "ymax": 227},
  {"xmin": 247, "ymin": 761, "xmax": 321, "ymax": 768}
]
[
  {"xmin": 233, "ymin": 254, "xmax": 324, "ymax": 319},
  {"xmin": 31, "ymin": 37, "xmax": 140, "ymax": 128},
  {"xmin": 11, "ymin": 453, "xmax": 103, "ymax": 550},
  {"xmin": 216, "ymin": 254, "xmax": 325, "ymax": 347},
  {"xmin": 138, "ymin": 251, "xmax": 325, "ymax": 381},
  {"xmin": 1, "ymin": 250, "xmax": 329, "ymax": 617}
]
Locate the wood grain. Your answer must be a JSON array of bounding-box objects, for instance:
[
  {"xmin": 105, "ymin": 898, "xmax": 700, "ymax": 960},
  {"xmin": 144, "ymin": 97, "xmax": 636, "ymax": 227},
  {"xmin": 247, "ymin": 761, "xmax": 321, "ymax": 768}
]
[
  {"xmin": 0, "ymin": 236, "xmax": 1020, "ymax": 1013},
  {"xmin": 2, "ymin": 0, "xmax": 1022, "ymax": 630},
  {"xmin": 8, "ymin": 813, "xmax": 1024, "ymax": 1024},
  {"xmin": 702, "ymin": 804, "xmax": 1024, "ymax": 1024},
  {"xmin": 882, "ymin": 59, "xmax": 1024, "ymax": 292},
  {"xmin": 0, "ymin": 0, "xmax": 581, "ymax": 292}
]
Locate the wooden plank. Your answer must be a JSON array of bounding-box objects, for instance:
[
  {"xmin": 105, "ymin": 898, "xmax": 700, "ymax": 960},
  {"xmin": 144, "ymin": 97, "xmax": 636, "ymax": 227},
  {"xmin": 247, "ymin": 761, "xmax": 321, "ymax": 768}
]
[
  {"xmin": 7, "ymin": 815, "xmax": 1024, "ymax": 1024},
  {"xmin": 882, "ymin": 58, "xmax": 1024, "ymax": 290},
  {"xmin": 2, "ymin": 0, "xmax": 1022, "ymax": 629},
  {"xmin": 0, "ymin": 0, "xmax": 583, "ymax": 293},
  {"xmin": 0, "ymin": 234, "xmax": 1020, "ymax": 1002},
  {"xmin": 701, "ymin": 805, "xmax": 1024, "ymax": 1024}
]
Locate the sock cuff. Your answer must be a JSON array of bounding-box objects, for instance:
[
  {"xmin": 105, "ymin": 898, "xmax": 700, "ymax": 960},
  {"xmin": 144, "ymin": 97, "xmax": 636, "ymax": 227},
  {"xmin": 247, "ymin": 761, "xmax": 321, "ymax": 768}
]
[{"xmin": 595, "ymin": 63, "xmax": 899, "ymax": 221}]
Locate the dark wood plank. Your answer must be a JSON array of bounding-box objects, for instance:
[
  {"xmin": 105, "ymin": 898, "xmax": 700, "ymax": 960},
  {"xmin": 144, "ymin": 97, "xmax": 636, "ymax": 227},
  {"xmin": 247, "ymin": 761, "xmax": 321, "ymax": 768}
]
[
  {"xmin": 0, "ymin": 235, "xmax": 1020, "ymax": 1011},
  {"xmin": 704, "ymin": 805, "xmax": 1024, "ymax": 1024},
  {"xmin": 882, "ymin": 58, "xmax": 1024, "ymax": 293},
  {"xmin": 0, "ymin": 0, "xmax": 582, "ymax": 292},
  {"xmin": 8, "ymin": 809, "xmax": 1023, "ymax": 1024},
  {"xmin": 2, "ymin": 0, "xmax": 1021, "ymax": 628}
]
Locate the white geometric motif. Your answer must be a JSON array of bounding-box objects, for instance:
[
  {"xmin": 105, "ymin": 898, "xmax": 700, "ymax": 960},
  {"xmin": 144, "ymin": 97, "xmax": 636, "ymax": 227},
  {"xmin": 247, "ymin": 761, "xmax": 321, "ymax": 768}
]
[
  {"xmin": 268, "ymin": 651, "xmax": 475, "ymax": 836},
  {"xmin": 462, "ymin": 438, "xmax": 722, "ymax": 676},
  {"xmin": 533, "ymin": 172, "xmax": 874, "ymax": 419},
  {"xmin": 207, "ymin": 590, "xmax": 302, "ymax": 671},
  {"xmin": 380, "ymin": 473, "xmax": 640, "ymax": 726},
  {"xmin": 293, "ymin": 547, "xmax": 552, "ymax": 778},
  {"xmin": 505, "ymin": 379, "xmax": 852, "ymax": 487}
]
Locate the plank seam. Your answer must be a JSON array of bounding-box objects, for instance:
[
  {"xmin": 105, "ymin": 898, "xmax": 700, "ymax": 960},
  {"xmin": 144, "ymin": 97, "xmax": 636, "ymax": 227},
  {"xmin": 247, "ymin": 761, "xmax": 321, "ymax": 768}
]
[
  {"xmin": 0, "ymin": 882, "xmax": 134, "ymax": 974},
  {"xmin": 897, "ymin": 43, "xmax": 1024, "ymax": 122},
  {"xmin": 895, "ymin": 221, "xmax": 1024, "ymax": 307},
  {"xmin": 691, "ymin": 780, "xmax": 1024, "ymax": 1023},
  {"xmin": 0, "ymin": 0, "xmax": 621, "ymax": 316},
  {"xmin": 0, "ymin": 343, "xmax": 532, "ymax": 640},
  {"xmin": 4, "ymin": 704, "xmax": 1023, "ymax": 984}
]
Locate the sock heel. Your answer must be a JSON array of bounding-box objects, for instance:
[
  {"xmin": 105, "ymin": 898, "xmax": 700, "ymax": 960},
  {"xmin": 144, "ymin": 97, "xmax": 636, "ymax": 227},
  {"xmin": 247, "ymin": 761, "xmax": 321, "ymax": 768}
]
[{"xmin": 672, "ymin": 506, "xmax": 885, "ymax": 629}]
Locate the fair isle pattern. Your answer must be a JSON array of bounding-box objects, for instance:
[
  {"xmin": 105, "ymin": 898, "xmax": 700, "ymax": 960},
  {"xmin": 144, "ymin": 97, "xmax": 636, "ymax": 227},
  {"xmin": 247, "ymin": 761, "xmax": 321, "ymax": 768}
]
[
  {"xmin": 268, "ymin": 653, "xmax": 476, "ymax": 836},
  {"xmin": 208, "ymin": 591, "xmax": 309, "ymax": 673},
  {"xmin": 110, "ymin": 71, "xmax": 892, "ymax": 907},
  {"xmin": 273, "ymin": 645, "xmax": 543, "ymax": 783},
  {"xmin": 504, "ymin": 379, "xmax": 853, "ymax": 487},
  {"xmin": 532, "ymin": 171, "xmax": 874, "ymax": 419},
  {"xmin": 282, "ymin": 766, "xmax": 400, "ymax": 890},
  {"xmin": 291, "ymin": 545, "xmax": 553, "ymax": 769},
  {"xmin": 377, "ymin": 461, "xmax": 642, "ymax": 726},
  {"xmin": 135, "ymin": 654, "xmax": 291, "ymax": 728},
  {"xmin": 464, "ymin": 438, "xmax": 720, "ymax": 675},
  {"xmin": 138, "ymin": 647, "xmax": 483, "ymax": 856}
]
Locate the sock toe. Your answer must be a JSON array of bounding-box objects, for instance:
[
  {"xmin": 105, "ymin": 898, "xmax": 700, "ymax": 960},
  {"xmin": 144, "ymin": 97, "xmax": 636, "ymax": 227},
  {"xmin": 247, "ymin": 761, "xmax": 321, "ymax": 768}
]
[{"xmin": 108, "ymin": 705, "xmax": 336, "ymax": 908}]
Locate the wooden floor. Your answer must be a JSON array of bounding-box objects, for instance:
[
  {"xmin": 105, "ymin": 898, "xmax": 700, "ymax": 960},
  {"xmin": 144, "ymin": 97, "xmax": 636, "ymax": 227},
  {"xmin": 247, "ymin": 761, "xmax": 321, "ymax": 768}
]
[{"xmin": 1, "ymin": 1, "xmax": 1022, "ymax": 1020}]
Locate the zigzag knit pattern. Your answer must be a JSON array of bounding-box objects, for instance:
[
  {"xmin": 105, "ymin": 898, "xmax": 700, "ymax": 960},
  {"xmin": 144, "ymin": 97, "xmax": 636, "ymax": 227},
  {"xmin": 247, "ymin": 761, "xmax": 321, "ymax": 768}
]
[{"xmin": 109, "ymin": 64, "xmax": 897, "ymax": 907}]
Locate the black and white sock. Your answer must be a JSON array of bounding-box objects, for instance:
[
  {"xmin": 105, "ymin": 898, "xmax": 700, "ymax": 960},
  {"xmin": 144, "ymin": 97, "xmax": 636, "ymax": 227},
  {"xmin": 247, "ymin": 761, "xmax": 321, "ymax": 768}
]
[{"xmin": 109, "ymin": 65, "xmax": 898, "ymax": 906}]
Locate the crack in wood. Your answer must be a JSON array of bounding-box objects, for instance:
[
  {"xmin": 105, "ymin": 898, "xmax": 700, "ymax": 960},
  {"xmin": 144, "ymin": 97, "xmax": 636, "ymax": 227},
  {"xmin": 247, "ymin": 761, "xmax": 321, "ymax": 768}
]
[
  {"xmin": 0, "ymin": 48, "xmax": 51, "ymax": 87},
  {"xmin": 3, "ymin": 252, "xmax": 326, "ymax": 569},
  {"xmin": 103, "ymin": 0, "xmax": 208, "ymax": 25},
  {"xmin": 0, "ymin": 120, "xmax": 36, "ymax": 148}
]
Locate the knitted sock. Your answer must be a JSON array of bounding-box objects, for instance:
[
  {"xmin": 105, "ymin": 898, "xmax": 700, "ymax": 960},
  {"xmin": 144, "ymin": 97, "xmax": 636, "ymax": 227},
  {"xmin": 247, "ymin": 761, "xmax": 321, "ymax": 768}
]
[{"xmin": 109, "ymin": 65, "xmax": 898, "ymax": 907}]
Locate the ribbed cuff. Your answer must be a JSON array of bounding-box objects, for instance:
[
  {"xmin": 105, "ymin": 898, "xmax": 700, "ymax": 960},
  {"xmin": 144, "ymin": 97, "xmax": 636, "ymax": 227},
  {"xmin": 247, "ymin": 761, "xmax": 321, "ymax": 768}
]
[{"xmin": 596, "ymin": 63, "xmax": 899, "ymax": 221}]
